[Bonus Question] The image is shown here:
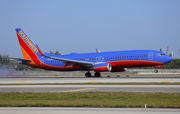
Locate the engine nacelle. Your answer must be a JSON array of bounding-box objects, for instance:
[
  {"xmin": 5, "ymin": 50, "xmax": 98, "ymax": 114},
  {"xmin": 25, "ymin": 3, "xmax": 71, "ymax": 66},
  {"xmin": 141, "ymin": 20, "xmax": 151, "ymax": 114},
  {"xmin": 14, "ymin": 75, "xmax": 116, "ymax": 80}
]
[
  {"xmin": 110, "ymin": 68, "xmax": 127, "ymax": 72},
  {"xmin": 93, "ymin": 63, "xmax": 112, "ymax": 72}
]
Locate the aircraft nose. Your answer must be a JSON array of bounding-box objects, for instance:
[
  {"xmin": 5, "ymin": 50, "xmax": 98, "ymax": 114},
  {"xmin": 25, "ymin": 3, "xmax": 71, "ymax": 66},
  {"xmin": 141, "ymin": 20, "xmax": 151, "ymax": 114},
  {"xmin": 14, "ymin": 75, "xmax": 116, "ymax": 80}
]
[{"xmin": 165, "ymin": 56, "xmax": 173, "ymax": 63}]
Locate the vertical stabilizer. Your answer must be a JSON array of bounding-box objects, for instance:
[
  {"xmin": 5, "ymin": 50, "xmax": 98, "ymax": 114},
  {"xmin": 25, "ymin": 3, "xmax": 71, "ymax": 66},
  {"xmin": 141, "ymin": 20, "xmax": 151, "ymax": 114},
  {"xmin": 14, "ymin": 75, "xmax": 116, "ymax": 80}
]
[{"xmin": 15, "ymin": 28, "xmax": 41, "ymax": 61}]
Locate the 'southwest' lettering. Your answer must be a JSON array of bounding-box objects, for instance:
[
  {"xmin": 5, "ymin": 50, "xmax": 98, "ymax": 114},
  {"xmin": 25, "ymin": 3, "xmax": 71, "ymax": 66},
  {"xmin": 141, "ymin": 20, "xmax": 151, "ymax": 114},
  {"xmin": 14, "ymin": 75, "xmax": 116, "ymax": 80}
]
[{"xmin": 19, "ymin": 30, "xmax": 38, "ymax": 53}]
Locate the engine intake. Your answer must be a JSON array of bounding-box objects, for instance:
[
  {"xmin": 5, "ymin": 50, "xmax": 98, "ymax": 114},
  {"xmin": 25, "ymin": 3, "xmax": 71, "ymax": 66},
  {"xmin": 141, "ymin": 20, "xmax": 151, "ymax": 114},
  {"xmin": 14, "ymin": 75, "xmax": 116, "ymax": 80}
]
[{"xmin": 93, "ymin": 63, "xmax": 112, "ymax": 72}]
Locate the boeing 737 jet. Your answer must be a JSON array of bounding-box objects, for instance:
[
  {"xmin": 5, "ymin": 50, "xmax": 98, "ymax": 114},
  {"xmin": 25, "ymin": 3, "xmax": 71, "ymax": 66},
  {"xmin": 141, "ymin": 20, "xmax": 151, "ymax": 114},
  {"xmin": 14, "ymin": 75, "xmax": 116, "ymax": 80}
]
[{"xmin": 14, "ymin": 28, "xmax": 173, "ymax": 77}]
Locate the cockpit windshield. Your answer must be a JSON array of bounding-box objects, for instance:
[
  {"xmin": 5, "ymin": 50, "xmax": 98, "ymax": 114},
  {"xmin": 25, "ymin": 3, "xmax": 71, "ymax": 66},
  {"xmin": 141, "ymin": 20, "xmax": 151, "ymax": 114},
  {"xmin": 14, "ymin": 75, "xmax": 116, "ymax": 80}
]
[{"xmin": 158, "ymin": 53, "xmax": 166, "ymax": 56}]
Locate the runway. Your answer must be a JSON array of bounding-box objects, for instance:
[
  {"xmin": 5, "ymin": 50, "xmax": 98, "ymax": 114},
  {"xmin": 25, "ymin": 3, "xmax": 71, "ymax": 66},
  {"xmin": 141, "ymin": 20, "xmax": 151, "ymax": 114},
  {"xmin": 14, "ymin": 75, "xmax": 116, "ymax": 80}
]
[
  {"xmin": 0, "ymin": 76, "xmax": 180, "ymax": 84},
  {"xmin": 0, "ymin": 107, "xmax": 179, "ymax": 114},
  {"xmin": 0, "ymin": 85, "xmax": 180, "ymax": 92}
]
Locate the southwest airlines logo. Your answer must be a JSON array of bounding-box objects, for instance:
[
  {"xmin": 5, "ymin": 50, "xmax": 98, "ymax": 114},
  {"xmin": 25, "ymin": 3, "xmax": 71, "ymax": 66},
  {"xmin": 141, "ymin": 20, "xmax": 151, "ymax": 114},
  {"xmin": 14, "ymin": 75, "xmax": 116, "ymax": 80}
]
[{"xmin": 19, "ymin": 30, "xmax": 38, "ymax": 53}]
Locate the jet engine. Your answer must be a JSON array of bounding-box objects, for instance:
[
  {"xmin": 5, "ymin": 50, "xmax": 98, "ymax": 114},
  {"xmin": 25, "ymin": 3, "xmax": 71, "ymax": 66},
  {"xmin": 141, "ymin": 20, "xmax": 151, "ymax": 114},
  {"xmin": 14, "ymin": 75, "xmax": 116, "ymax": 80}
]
[{"xmin": 93, "ymin": 63, "xmax": 112, "ymax": 72}]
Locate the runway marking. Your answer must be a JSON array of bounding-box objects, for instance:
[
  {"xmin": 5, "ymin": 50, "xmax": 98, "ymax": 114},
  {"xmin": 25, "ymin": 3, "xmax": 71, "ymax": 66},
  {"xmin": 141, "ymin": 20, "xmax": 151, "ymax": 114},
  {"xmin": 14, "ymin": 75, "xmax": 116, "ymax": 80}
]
[
  {"xmin": 61, "ymin": 88, "xmax": 97, "ymax": 92},
  {"xmin": 87, "ymin": 81, "xmax": 97, "ymax": 83},
  {"xmin": 160, "ymin": 80, "xmax": 171, "ymax": 83},
  {"xmin": 15, "ymin": 81, "xmax": 27, "ymax": 84}
]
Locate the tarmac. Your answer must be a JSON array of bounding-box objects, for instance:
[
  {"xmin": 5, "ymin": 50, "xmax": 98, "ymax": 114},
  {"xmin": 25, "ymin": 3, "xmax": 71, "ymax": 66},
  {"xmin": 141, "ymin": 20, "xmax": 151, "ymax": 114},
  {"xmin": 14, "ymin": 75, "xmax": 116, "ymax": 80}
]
[
  {"xmin": 0, "ymin": 107, "xmax": 179, "ymax": 114},
  {"xmin": 0, "ymin": 85, "xmax": 180, "ymax": 92},
  {"xmin": 0, "ymin": 76, "xmax": 180, "ymax": 84}
]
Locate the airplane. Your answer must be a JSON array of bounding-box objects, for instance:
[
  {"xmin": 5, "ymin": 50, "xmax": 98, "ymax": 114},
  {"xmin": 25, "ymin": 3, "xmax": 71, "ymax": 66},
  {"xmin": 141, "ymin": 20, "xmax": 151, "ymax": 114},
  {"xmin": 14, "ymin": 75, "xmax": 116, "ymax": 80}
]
[
  {"xmin": 14, "ymin": 28, "xmax": 173, "ymax": 77},
  {"xmin": 96, "ymin": 48, "xmax": 100, "ymax": 53}
]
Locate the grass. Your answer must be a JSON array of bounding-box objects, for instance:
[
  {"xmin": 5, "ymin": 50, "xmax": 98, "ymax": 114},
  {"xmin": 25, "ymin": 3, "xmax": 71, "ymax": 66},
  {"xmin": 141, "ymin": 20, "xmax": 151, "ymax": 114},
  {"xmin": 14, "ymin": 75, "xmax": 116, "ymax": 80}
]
[
  {"xmin": 0, "ymin": 92, "xmax": 180, "ymax": 108},
  {"xmin": 1, "ymin": 82, "xmax": 180, "ymax": 85}
]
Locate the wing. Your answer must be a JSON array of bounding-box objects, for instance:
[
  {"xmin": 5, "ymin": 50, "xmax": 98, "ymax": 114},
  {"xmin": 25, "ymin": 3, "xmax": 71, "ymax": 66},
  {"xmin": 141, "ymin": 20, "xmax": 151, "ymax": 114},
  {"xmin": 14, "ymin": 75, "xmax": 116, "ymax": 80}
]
[
  {"xmin": 36, "ymin": 45, "xmax": 95, "ymax": 67},
  {"xmin": 43, "ymin": 54, "xmax": 94, "ymax": 67}
]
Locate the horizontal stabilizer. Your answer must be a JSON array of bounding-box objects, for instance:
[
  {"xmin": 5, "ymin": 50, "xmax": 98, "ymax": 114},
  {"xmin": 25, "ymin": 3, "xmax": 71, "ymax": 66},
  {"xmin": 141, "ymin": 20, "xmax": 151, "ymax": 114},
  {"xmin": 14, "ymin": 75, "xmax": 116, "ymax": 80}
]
[{"xmin": 10, "ymin": 58, "xmax": 32, "ymax": 62}]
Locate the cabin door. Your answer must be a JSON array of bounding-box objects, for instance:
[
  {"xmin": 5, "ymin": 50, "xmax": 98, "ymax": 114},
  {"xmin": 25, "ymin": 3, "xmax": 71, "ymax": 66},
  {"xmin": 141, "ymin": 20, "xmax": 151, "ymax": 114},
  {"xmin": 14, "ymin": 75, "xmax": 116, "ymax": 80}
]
[{"xmin": 148, "ymin": 52, "xmax": 153, "ymax": 60}]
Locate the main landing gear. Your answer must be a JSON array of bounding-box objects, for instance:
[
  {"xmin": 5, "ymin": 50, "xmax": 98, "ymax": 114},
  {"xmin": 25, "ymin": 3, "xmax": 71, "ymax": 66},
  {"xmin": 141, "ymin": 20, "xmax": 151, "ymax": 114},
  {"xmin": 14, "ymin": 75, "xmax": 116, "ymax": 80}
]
[
  {"xmin": 85, "ymin": 72, "xmax": 101, "ymax": 77},
  {"xmin": 95, "ymin": 72, "xmax": 101, "ymax": 77},
  {"xmin": 85, "ymin": 72, "xmax": 91, "ymax": 77}
]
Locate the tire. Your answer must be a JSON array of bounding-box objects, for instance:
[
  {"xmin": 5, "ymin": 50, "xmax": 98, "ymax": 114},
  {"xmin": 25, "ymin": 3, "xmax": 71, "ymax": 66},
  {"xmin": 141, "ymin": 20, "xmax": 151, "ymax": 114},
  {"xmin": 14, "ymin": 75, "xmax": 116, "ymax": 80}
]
[
  {"xmin": 95, "ymin": 72, "xmax": 101, "ymax": 77},
  {"xmin": 85, "ymin": 72, "xmax": 91, "ymax": 77},
  {"xmin": 154, "ymin": 70, "xmax": 158, "ymax": 73}
]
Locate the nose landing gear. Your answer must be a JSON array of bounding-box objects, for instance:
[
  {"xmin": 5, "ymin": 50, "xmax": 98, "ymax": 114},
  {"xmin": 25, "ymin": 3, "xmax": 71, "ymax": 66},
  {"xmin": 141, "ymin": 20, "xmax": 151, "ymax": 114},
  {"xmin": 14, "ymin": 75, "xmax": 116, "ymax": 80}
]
[{"xmin": 154, "ymin": 69, "xmax": 158, "ymax": 73}]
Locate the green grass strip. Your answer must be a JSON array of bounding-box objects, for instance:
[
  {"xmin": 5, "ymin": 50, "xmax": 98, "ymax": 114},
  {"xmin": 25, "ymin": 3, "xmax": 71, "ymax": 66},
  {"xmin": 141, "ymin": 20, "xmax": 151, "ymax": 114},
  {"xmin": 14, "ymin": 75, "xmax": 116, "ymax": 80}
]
[
  {"xmin": 0, "ymin": 92, "xmax": 180, "ymax": 108},
  {"xmin": 1, "ymin": 82, "xmax": 180, "ymax": 85}
]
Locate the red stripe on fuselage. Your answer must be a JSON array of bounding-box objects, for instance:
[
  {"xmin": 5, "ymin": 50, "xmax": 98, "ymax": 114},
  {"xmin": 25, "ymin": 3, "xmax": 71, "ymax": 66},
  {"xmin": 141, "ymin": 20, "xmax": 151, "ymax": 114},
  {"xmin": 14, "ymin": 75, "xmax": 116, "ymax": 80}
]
[
  {"xmin": 94, "ymin": 67, "xmax": 109, "ymax": 72},
  {"xmin": 107, "ymin": 60, "xmax": 163, "ymax": 68}
]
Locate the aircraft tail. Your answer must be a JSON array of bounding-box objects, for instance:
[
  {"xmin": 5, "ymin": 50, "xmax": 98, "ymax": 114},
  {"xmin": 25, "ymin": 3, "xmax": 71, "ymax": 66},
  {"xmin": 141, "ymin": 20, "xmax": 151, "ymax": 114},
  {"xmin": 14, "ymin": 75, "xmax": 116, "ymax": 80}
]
[
  {"xmin": 96, "ymin": 48, "xmax": 100, "ymax": 53},
  {"xmin": 15, "ymin": 28, "xmax": 42, "ymax": 61}
]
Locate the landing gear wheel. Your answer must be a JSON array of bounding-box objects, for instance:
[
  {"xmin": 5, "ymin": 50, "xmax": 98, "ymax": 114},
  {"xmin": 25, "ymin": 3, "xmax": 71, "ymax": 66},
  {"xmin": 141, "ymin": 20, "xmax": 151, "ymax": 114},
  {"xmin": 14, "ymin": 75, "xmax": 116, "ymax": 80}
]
[
  {"xmin": 85, "ymin": 72, "xmax": 91, "ymax": 77},
  {"xmin": 154, "ymin": 70, "xmax": 158, "ymax": 73},
  {"xmin": 95, "ymin": 72, "xmax": 101, "ymax": 77}
]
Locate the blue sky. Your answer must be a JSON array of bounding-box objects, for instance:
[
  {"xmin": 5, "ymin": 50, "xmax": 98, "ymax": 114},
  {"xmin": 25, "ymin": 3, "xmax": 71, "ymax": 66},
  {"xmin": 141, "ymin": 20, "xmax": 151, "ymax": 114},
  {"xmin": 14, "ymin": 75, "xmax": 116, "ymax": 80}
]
[{"xmin": 0, "ymin": 0, "xmax": 180, "ymax": 58}]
